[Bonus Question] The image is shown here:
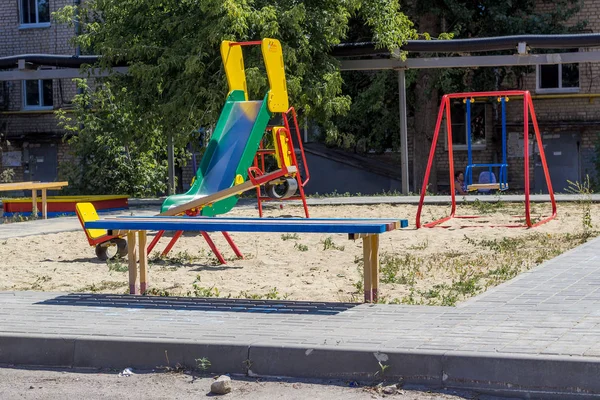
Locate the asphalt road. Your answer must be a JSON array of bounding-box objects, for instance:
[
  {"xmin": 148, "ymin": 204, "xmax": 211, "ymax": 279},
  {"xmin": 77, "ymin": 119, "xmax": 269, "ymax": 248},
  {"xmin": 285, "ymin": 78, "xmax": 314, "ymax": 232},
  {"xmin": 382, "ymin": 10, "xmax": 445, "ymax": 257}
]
[{"xmin": 0, "ymin": 366, "xmax": 505, "ymax": 400}]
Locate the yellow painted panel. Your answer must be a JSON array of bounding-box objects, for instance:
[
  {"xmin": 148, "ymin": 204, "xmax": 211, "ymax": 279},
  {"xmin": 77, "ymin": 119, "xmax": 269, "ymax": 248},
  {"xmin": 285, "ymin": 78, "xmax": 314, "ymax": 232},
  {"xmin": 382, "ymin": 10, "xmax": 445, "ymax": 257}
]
[
  {"xmin": 220, "ymin": 41, "xmax": 248, "ymax": 100},
  {"xmin": 261, "ymin": 38, "xmax": 289, "ymax": 113},
  {"xmin": 272, "ymin": 126, "xmax": 293, "ymax": 169},
  {"xmin": 76, "ymin": 202, "xmax": 106, "ymax": 240}
]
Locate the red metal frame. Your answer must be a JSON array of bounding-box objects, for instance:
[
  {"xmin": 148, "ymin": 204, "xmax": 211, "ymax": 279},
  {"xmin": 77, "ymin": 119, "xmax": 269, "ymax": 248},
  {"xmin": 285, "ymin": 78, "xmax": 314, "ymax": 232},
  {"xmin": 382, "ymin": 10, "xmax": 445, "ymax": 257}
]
[
  {"xmin": 145, "ymin": 228, "xmax": 243, "ymax": 265},
  {"xmin": 415, "ymin": 90, "xmax": 557, "ymax": 229},
  {"xmin": 229, "ymin": 41, "xmax": 262, "ymax": 47},
  {"xmin": 253, "ymin": 107, "xmax": 310, "ymax": 218}
]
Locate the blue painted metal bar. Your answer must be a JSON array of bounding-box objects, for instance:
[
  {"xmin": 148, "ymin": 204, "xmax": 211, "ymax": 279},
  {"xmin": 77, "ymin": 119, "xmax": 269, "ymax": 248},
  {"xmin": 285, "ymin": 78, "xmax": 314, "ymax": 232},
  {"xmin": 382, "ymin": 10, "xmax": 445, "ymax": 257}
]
[
  {"xmin": 118, "ymin": 215, "xmax": 409, "ymax": 228},
  {"xmin": 467, "ymin": 163, "xmax": 507, "ymax": 168},
  {"xmin": 466, "ymin": 98, "xmax": 473, "ymax": 186},
  {"xmin": 86, "ymin": 217, "xmax": 408, "ymax": 234}
]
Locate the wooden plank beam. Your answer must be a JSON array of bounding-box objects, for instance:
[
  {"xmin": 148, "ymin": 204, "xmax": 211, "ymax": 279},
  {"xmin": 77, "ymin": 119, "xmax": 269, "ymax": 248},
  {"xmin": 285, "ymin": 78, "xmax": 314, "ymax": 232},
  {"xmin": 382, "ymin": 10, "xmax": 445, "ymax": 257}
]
[
  {"xmin": 127, "ymin": 231, "xmax": 138, "ymax": 295},
  {"xmin": 138, "ymin": 231, "xmax": 148, "ymax": 294},
  {"xmin": 159, "ymin": 167, "xmax": 296, "ymax": 217},
  {"xmin": 41, "ymin": 189, "xmax": 47, "ymax": 219},
  {"xmin": 0, "ymin": 181, "xmax": 68, "ymax": 191}
]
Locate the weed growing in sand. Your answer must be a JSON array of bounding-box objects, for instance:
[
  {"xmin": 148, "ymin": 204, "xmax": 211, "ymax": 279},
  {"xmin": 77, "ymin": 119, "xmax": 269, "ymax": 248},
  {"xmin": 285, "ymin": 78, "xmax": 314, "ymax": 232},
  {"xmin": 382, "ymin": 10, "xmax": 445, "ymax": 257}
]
[
  {"xmin": 30, "ymin": 275, "xmax": 52, "ymax": 290},
  {"xmin": 144, "ymin": 287, "xmax": 171, "ymax": 297},
  {"xmin": 150, "ymin": 249, "xmax": 207, "ymax": 266},
  {"xmin": 77, "ymin": 281, "xmax": 126, "ymax": 293},
  {"xmin": 379, "ymin": 253, "xmax": 421, "ymax": 285},
  {"xmin": 1, "ymin": 214, "xmax": 36, "ymax": 224},
  {"xmin": 463, "ymin": 235, "xmax": 526, "ymax": 252},
  {"xmin": 188, "ymin": 274, "xmax": 220, "ymax": 297},
  {"xmin": 281, "ymin": 233, "xmax": 300, "ymax": 241},
  {"xmin": 107, "ymin": 258, "xmax": 128, "ymax": 273},
  {"xmin": 408, "ymin": 240, "xmax": 429, "ymax": 250},
  {"xmin": 374, "ymin": 361, "xmax": 390, "ymax": 379},
  {"xmin": 195, "ymin": 357, "xmax": 211, "ymax": 372},
  {"xmin": 237, "ymin": 287, "xmax": 290, "ymax": 300},
  {"xmin": 294, "ymin": 243, "xmax": 308, "ymax": 252},
  {"xmin": 566, "ymin": 176, "xmax": 595, "ymax": 240},
  {"xmin": 321, "ymin": 236, "xmax": 345, "ymax": 251},
  {"xmin": 470, "ymin": 198, "xmax": 506, "ymax": 214}
]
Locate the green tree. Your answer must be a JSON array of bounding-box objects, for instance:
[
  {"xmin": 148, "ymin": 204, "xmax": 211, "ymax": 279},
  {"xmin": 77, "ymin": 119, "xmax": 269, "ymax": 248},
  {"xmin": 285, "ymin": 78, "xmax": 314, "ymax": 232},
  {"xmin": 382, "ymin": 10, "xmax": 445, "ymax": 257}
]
[
  {"xmin": 56, "ymin": 80, "xmax": 168, "ymax": 196},
  {"xmin": 54, "ymin": 0, "xmax": 418, "ymax": 165}
]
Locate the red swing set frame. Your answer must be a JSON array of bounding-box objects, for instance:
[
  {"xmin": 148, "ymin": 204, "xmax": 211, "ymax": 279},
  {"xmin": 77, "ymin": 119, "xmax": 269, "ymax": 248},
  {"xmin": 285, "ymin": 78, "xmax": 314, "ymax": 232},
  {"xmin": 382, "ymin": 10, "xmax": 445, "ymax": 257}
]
[{"xmin": 415, "ymin": 90, "xmax": 557, "ymax": 229}]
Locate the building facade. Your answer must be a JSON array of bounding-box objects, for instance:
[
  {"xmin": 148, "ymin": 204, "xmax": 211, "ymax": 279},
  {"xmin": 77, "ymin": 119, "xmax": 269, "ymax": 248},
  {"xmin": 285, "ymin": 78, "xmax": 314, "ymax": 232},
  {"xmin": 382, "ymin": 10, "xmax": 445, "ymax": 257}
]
[{"xmin": 0, "ymin": 0, "xmax": 77, "ymax": 184}]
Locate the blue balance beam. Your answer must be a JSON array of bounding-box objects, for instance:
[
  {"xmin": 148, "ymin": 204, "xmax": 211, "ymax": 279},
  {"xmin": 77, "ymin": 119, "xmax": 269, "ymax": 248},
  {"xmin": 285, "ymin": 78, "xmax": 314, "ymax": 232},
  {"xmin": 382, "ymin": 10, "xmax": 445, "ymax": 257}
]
[{"xmin": 85, "ymin": 216, "xmax": 409, "ymax": 303}]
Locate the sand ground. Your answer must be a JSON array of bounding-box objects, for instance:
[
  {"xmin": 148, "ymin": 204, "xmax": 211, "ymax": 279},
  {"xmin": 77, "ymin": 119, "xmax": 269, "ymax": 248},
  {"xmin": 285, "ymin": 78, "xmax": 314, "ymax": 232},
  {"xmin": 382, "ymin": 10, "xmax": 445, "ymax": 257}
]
[{"xmin": 0, "ymin": 201, "xmax": 596, "ymax": 304}]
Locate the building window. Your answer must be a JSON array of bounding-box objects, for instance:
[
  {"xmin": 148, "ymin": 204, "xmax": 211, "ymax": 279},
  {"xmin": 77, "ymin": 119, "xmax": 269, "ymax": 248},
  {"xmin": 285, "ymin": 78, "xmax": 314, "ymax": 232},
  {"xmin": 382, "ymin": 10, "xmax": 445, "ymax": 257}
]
[
  {"xmin": 447, "ymin": 102, "xmax": 486, "ymax": 149},
  {"xmin": 537, "ymin": 64, "xmax": 579, "ymax": 93},
  {"xmin": 20, "ymin": 0, "xmax": 50, "ymax": 28},
  {"xmin": 23, "ymin": 80, "xmax": 53, "ymax": 110}
]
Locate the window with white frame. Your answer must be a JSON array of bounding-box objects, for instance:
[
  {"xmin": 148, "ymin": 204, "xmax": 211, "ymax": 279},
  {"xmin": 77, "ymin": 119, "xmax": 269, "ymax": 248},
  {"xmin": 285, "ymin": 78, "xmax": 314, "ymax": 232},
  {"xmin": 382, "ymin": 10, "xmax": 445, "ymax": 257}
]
[
  {"xmin": 20, "ymin": 0, "xmax": 50, "ymax": 28},
  {"xmin": 23, "ymin": 80, "xmax": 53, "ymax": 109},
  {"xmin": 447, "ymin": 102, "xmax": 486, "ymax": 149},
  {"xmin": 537, "ymin": 63, "xmax": 579, "ymax": 93}
]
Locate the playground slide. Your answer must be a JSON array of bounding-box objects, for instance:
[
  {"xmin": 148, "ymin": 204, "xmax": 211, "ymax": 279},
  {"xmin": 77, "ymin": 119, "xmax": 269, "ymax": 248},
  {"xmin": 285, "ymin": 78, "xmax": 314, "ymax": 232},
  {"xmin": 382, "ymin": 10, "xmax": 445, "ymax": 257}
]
[{"xmin": 161, "ymin": 90, "xmax": 271, "ymax": 216}]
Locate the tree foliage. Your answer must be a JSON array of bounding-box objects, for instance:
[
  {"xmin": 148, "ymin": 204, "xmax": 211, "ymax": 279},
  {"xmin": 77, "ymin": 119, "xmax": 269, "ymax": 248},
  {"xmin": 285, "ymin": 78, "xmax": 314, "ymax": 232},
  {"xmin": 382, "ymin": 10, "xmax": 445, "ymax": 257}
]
[
  {"xmin": 55, "ymin": 0, "xmax": 418, "ymax": 151},
  {"xmin": 423, "ymin": 0, "xmax": 585, "ymax": 93},
  {"xmin": 335, "ymin": 0, "xmax": 585, "ymax": 153},
  {"xmin": 56, "ymin": 80, "xmax": 168, "ymax": 196}
]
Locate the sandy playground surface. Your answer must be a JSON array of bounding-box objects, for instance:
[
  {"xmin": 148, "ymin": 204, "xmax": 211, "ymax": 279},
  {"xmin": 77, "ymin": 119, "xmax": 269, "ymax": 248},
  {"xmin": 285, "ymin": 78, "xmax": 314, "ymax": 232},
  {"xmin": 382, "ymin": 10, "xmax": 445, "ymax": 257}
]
[{"xmin": 0, "ymin": 201, "xmax": 597, "ymax": 304}]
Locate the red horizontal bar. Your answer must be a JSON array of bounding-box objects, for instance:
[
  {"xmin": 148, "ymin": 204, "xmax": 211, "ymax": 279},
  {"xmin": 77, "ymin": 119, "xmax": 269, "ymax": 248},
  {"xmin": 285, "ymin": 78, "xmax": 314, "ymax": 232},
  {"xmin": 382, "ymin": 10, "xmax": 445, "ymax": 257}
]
[
  {"xmin": 444, "ymin": 90, "xmax": 528, "ymax": 99},
  {"xmin": 229, "ymin": 41, "xmax": 262, "ymax": 47}
]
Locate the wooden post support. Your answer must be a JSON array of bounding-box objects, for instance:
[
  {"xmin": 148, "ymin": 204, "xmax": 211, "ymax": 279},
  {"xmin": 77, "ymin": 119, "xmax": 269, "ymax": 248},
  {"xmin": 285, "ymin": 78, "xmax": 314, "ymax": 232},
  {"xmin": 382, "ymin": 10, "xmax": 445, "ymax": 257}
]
[
  {"xmin": 127, "ymin": 231, "xmax": 138, "ymax": 294},
  {"xmin": 138, "ymin": 231, "xmax": 148, "ymax": 294},
  {"xmin": 41, "ymin": 188, "xmax": 47, "ymax": 219},
  {"xmin": 363, "ymin": 236, "xmax": 373, "ymax": 303},
  {"xmin": 370, "ymin": 234, "xmax": 380, "ymax": 302},
  {"xmin": 362, "ymin": 234, "xmax": 380, "ymax": 303},
  {"xmin": 31, "ymin": 189, "xmax": 38, "ymax": 218}
]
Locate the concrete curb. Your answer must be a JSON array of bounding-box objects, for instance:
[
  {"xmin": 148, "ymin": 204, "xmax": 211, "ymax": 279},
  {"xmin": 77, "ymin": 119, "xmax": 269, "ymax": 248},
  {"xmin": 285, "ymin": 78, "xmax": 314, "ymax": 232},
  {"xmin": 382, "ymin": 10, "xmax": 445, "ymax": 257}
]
[{"xmin": 2, "ymin": 333, "xmax": 599, "ymax": 398}]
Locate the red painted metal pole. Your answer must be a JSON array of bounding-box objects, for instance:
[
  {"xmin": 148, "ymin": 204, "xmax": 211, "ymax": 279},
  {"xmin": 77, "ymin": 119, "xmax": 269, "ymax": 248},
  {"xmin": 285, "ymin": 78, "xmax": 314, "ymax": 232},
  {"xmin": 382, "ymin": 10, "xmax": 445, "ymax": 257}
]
[
  {"xmin": 221, "ymin": 232, "xmax": 244, "ymax": 259},
  {"xmin": 147, "ymin": 230, "xmax": 164, "ymax": 254},
  {"xmin": 229, "ymin": 41, "xmax": 262, "ymax": 46},
  {"xmin": 445, "ymin": 90, "xmax": 527, "ymax": 99},
  {"xmin": 201, "ymin": 232, "xmax": 226, "ymax": 264},
  {"xmin": 445, "ymin": 96, "xmax": 457, "ymax": 218},
  {"xmin": 297, "ymin": 177, "xmax": 310, "ymax": 218},
  {"xmin": 527, "ymin": 92, "xmax": 558, "ymax": 227},
  {"xmin": 161, "ymin": 231, "xmax": 183, "ymax": 257},
  {"xmin": 285, "ymin": 107, "xmax": 310, "ymax": 185},
  {"xmin": 523, "ymin": 94, "xmax": 532, "ymax": 227},
  {"xmin": 256, "ymin": 186, "xmax": 264, "ymax": 217},
  {"xmin": 416, "ymin": 96, "xmax": 448, "ymax": 228}
]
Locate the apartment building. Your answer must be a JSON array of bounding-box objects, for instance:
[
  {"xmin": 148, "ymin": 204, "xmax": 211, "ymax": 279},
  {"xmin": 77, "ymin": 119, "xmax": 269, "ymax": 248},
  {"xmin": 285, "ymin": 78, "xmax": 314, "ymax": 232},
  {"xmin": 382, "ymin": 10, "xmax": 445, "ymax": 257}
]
[{"xmin": 0, "ymin": 0, "xmax": 77, "ymax": 184}]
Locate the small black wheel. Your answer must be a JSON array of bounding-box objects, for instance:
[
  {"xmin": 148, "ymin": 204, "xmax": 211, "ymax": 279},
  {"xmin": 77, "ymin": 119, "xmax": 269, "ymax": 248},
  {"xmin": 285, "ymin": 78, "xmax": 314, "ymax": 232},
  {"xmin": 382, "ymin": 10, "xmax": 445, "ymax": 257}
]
[
  {"xmin": 112, "ymin": 238, "xmax": 128, "ymax": 258},
  {"xmin": 265, "ymin": 177, "xmax": 298, "ymax": 199},
  {"xmin": 95, "ymin": 238, "xmax": 128, "ymax": 261},
  {"xmin": 95, "ymin": 243, "xmax": 110, "ymax": 261}
]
